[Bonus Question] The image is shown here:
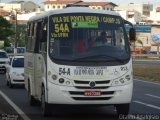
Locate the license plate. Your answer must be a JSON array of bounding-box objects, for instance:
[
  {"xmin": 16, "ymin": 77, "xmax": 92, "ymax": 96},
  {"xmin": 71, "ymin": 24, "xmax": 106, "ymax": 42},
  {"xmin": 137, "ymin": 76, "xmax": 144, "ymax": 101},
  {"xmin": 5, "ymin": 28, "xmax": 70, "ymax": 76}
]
[{"xmin": 84, "ymin": 90, "xmax": 101, "ymax": 96}]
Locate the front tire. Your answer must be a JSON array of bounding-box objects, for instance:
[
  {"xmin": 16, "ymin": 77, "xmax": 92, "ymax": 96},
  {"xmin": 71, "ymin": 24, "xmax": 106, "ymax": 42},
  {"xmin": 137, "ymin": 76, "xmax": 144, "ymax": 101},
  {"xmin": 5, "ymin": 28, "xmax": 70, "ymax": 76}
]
[
  {"xmin": 115, "ymin": 104, "xmax": 130, "ymax": 116},
  {"xmin": 41, "ymin": 86, "xmax": 51, "ymax": 116}
]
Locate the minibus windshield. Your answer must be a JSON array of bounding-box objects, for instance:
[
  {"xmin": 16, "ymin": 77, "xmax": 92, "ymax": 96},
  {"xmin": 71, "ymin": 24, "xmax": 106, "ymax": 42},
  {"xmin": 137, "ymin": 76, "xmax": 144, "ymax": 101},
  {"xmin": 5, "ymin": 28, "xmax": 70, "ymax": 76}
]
[{"xmin": 49, "ymin": 13, "xmax": 130, "ymax": 62}]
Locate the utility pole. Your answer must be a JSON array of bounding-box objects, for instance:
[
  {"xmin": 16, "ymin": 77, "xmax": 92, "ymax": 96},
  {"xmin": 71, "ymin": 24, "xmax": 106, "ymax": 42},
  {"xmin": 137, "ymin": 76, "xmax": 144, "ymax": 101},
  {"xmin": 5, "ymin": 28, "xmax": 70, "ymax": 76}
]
[
  {"xmin": 158, "ymin": 43, "xmax": 160, "ymax": 58},
  {"xmin": 15, "ymin": 10, "xmax": 18, "ymax": 48}
]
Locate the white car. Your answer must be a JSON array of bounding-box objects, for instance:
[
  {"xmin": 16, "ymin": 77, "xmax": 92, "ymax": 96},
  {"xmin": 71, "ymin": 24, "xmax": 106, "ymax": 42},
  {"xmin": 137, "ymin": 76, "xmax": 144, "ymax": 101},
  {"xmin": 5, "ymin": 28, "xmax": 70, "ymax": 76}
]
[
  {"xmin": 6, "ymin": 56, "xmax": 24, "ymax": 88},
  {"xmin": 0, "ymin": 49, "xmax": 10, "ymax": 73}
]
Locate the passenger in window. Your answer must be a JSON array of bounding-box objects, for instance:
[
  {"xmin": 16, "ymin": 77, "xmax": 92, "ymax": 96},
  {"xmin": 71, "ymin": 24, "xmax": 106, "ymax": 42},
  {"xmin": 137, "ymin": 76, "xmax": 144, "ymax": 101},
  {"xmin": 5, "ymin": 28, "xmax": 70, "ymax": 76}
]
[
  {"xmin": 94, "ymin": 31, "xmax": 108, "ymax": 46},
  {"xmin": 88, "ymin": 36, "xmax": 96, "ymax": 48},
  {"xmin": 76, "ymin": 38, "xmax": 86, "ymax": 54}
]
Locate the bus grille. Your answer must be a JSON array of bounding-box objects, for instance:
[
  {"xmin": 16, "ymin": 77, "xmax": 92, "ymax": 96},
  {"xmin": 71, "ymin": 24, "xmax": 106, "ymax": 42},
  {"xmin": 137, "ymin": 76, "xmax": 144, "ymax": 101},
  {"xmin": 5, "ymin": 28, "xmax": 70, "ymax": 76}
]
[
  {"xmin": 74, "ymin": 80, "xmax": 110, "ymax": 84},
  {"xmin": 72, "ymin": 97, "xmax": 112, "ymax": 101},
  {"xmin": 75, "ymin": 86, "xmax": 109, "ymax": 89},
  {"xmin": 73, "ymin": 80, "xmax": 110, "ymax": 89},
  {"xmin": 67, "ymin": 80, "xmax": 114, "ymax": 101}
]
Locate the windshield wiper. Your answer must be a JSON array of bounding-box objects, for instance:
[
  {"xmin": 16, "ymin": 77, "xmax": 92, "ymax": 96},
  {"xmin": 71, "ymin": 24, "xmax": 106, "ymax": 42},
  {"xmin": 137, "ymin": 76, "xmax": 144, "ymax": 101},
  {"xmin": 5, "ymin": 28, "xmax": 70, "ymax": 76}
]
[{"xmin": 74, "ymin": 55, "xmax": 126, "ymax": 62}]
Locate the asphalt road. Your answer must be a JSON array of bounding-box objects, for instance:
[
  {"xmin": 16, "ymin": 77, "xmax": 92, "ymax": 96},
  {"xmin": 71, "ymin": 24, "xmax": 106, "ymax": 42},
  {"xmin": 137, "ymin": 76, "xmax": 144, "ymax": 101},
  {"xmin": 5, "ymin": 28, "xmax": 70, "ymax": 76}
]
[{"xmin": 0, "ymin": 74, "xmax": 160, "ymax": 120}]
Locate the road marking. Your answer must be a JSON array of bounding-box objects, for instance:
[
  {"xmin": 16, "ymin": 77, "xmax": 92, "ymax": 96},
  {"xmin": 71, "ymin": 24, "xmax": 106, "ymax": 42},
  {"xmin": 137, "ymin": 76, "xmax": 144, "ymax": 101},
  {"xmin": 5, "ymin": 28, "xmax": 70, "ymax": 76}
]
[
  {"xmin": 146, "ymin": 94, "xmax": 160, "ymax": 99},
  {"xmin": 134, "ymin": 79, "xmax": 160, "ymax": 86},
  {"xmin": 0, "ymin": 90, "xmax": 31, "ymax": 120},
  {"xmin": 133, "ymin": 101, "xmax": 160, "ymax": 110}
]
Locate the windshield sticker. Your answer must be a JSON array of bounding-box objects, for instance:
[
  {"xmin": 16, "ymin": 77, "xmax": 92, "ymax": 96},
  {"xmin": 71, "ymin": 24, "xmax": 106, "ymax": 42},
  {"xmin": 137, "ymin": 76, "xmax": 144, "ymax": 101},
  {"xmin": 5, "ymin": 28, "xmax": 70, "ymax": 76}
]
[{"xmin": 72, "ymin": 22, "xmax": 98, "ymax": 28}]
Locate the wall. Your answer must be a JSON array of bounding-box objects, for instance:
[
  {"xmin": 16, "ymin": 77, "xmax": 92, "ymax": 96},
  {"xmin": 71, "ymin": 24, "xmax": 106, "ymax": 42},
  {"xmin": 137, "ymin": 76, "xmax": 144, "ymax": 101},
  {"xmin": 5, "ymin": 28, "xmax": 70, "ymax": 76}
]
[
  {"xmin": 3, "ymin": 3, "xmax": 21, "ymax": 11},
  {"xmin": 22, "ymin": 2, "xmax": 37, "ymax": 12}
]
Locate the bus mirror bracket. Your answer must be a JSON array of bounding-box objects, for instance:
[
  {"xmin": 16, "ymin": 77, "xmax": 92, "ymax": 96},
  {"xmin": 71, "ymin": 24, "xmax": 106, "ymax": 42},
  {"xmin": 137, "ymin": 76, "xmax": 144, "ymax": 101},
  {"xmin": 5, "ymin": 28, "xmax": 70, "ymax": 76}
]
[
  {"xmin": 124, "ymin": 19, "xmax": 136, "ymax": 42},
  {"xmin": 129, "ymin": 28, "xmax": 136, "ymax": 42}
]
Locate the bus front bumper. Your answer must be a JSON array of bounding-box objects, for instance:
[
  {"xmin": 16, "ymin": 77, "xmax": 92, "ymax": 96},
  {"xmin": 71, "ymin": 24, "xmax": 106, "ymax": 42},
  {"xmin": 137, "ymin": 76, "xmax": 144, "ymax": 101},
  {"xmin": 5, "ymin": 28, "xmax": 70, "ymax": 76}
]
[{"xmin": 47, "ymin": 82, "xmax": 133, "ymax": 105}]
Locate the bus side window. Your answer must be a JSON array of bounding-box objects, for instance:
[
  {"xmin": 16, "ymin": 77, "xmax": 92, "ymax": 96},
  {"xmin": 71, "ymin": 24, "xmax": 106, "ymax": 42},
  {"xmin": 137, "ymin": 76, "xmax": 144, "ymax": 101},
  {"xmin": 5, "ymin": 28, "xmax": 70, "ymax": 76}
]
[
  {"xmin": 34, "ymin": 21, "xmax": 42, "ymax": 53},
  {"xmin": 39, "ymin": 20, "xmax": 48, "ymax": 53},
  {"xmin": 26, "ymin": 24, "xmax": 31, "ymax": 52},
  {"xmin": 26, "ymin": 23, "xmax": 35, "ymax": 52},
  {"xmin": 31, "ymin": 23, "xmax": 36, "ymax": 51}
]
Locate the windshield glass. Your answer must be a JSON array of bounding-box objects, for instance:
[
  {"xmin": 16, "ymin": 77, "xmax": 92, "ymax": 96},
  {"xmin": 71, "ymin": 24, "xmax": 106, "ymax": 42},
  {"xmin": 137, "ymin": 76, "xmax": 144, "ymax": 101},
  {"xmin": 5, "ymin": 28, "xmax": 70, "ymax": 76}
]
[
  {"xmin": 49, "ymin": 13, "xmax": 130, "ymax": 62},
  {"xmin": 0, "ymin": 52, "xmax": 8, "ymax": 58},
  {"xmin": 12, "ymin": 58, "xmax": 24, "ymax": 67}
]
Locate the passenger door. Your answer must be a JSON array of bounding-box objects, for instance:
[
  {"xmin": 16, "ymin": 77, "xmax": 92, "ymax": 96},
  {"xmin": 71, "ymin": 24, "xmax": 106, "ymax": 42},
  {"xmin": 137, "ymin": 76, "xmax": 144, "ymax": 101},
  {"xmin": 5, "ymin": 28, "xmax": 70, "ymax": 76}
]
[{"xmin": 34, "ymin": 19, "xmax": 48, "ymax": 100}]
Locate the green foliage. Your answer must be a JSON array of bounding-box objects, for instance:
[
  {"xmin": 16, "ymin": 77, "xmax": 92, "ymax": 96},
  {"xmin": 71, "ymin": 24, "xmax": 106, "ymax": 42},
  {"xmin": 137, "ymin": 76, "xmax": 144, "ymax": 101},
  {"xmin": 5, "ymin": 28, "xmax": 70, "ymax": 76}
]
[
  {"xmin": 0, "ymin": 16, "xmax": 15, "ymax": 45},
  {"xmin": 10, "ymin": 24, "xmax": 26, "ymax": 47}
]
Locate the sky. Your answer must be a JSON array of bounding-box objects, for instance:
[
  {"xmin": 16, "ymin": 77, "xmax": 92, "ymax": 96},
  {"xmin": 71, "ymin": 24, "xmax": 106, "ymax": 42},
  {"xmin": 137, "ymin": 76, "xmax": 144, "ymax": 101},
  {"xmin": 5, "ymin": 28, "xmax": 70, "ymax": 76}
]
[{"xmin": 1, "ymin": 0, "xmax": 160, "ymax": 7}]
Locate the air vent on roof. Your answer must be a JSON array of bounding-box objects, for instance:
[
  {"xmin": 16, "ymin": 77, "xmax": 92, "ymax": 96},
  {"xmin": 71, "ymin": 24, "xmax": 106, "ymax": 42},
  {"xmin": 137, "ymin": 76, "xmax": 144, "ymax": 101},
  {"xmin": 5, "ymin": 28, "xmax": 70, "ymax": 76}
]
[{"xmin": 66, "ymin": 4, "xmax": 89, "ymax": 8}]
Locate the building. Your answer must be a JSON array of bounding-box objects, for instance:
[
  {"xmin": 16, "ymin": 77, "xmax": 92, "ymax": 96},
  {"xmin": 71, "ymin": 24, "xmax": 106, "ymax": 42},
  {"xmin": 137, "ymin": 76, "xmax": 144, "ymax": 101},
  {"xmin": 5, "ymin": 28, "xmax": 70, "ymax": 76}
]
[
  {"xmin": 2, "ymin": 1, "xmax": 38, "ymax": 12},
  {"xmin": 116, "ymin": 10, "xmax": 142, "ymax": 24},
  {"xmin": 44, "ymin": 0, "xmax": 117, "ymax": 11},
  {"xmin": 149, "ymin": 7, "xmax": 160, "ymax": 24},
  {"xmin": 0, "ymin": 9, "xmax": 10, "ymax": 16},
  {"xmin": 115, "ymin": 3, "xmax": 153, "ymax": 17},
  {"xmin": 77, "ymin": 2, "xmax": 117, "ymax": 11},
  {"xmin": 0, "ymin": 3, "xmax": 5, "ymax": 9},
  {"xmin": 7, "ymin": 8, "xmax": 44, "ymax": 24},
  {"xmin": 44, "ymin": 0, "xmax": 82, "ymax": 11}
]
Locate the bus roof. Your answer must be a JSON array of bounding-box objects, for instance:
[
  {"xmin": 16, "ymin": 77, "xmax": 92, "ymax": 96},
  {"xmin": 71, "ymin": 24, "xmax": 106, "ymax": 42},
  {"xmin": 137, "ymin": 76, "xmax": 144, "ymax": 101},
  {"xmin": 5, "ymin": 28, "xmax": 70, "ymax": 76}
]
[{"xmin": 29, "ymin": 7, "xmax": 120, "ymax": 22}]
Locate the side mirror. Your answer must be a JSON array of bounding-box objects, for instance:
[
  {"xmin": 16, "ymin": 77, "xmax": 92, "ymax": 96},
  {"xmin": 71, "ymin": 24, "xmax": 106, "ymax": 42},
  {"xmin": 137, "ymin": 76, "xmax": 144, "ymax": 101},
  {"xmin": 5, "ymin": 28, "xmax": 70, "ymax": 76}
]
[{"xmin": 129, "ymin": 28, "xmax": 136, "ymax": 42}]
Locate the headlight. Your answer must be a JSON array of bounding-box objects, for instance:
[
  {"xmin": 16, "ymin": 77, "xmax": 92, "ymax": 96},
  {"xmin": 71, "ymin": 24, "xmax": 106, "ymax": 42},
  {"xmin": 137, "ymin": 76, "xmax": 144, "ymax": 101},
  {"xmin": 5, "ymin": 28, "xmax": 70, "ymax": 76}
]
[
  {"xmin": 111, "ymin": 75, "xmax": 132, "ymax": 86},
  {"xmin": 50, "ymin": 74, "xmax": 73, "ymax": 86},
  {"xmin": 52, "ymin": 74, "xmax": 57, "ymax": 80},
  {"xmin": 125, "ymin": 75, "xmax": 131, "ymax": 81},
  {"xmin": 5, "ymin": 61, "xmax": 9, "ymax": 64},
  {"xmin": 13, "ymin": 72, "xmax": 20, "ymax": 76}
]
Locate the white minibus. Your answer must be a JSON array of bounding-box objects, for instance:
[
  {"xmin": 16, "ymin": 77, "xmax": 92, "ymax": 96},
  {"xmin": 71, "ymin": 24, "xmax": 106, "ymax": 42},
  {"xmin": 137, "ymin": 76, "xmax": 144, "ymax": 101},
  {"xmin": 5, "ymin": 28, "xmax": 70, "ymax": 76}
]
[{"xmin": 25, "ymin": 5, "xmax": 136, "ymax": 116}]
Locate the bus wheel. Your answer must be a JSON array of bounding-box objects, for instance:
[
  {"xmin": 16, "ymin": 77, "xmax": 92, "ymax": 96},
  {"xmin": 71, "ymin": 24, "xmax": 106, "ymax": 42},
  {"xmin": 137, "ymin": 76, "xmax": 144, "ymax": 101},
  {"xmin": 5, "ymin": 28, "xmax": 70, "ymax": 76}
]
[
  {"xmin": 115, "ymin": 104, "xmax": 130, "ymax": 116},
  {"xmin": 28, "ymin": 83, "xmax": 37, "ymax": 106},
  {"xmin": 41, "ymin": 86, "xmax": 51, "ymax": 116}
]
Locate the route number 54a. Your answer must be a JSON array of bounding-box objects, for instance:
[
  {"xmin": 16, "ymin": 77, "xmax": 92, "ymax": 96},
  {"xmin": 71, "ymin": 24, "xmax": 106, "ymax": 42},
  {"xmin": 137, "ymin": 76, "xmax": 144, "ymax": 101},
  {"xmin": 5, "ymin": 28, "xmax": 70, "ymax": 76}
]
[{"xmin": 55, "ymin": 23, "xmax": 69, "ymax": 33}]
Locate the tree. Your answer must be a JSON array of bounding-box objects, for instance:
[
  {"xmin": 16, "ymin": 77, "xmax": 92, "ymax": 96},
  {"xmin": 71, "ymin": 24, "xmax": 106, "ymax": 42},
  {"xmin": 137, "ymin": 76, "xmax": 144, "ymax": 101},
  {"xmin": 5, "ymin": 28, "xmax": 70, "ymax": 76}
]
[
  {"xmin": 14, "ymin": 24, "xmax": 26, "ymax": 47},
  {"xmin": 0, "ymin": 16, "xmax": 14, "ymax": 47}
]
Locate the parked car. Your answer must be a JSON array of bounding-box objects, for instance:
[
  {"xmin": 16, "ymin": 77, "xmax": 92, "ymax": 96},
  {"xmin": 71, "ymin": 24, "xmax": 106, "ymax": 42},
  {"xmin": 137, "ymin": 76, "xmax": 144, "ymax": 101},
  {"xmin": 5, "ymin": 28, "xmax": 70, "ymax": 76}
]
[
  {"xmin": 148, "ymin": 51, "xmax": 159, "ymax": 58},
  {"xmin": 0, "ymin": 49, "xmax": 10, "ymax": 73},
  {"xmin": 5, "ymin": 47, "xmax": 25, "ymax": 54},
  {"xmin": 6, "ymin": 56, "xmax": 24, "ymax": 88},
  {"xmin": 16, "ymin": 47, "xmax": 25, "ymax": 53}
]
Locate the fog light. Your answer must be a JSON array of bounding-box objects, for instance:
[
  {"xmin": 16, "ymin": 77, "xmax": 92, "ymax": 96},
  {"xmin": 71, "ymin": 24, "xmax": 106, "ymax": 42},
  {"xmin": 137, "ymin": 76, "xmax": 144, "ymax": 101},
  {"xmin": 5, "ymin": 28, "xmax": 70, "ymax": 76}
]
[
  {"xmin": 52, "ymin": 74, "xmax": 57, "ymax": 80},
  {"xmin": 115, "ymin": 81, "xmax": 119, "ymax": 84},
  {"xmin": 120, "ymin": 78, "xmax": 125, "ymax": 84},
  {"xmin": 59, "ymin": 78, "xmax": 65, "ymax": 84},
  {"xmin": 125, "ymin": 75, "xmax": 131, "ymax": 81},
  {"xmin": 66, "ymin": 81, "xmax": 70, "ymax": 85}
]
